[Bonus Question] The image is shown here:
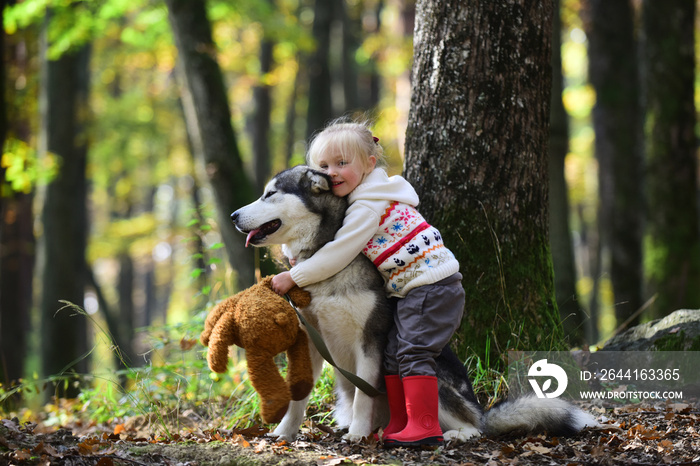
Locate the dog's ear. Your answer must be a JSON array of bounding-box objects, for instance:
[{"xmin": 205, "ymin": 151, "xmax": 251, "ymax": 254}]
[{"xmin": 306, "ymin": 170, "xmax": 331, "ymax": 194}]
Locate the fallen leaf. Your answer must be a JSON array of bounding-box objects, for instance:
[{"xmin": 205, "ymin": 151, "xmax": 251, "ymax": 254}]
[
  {"xmin": 11, "ymin": 449, "xmax": 32, "ymax": 461},
  {"xmin": 319, "ymin": 457, "xmax": 351, "ymax": 465},
  {"xmin": 524, "ymin": 443, "xmax": 551, "ymax": 454},
  {"xmin": 254, "ymin": 439, "xmax": 268, "ymax": 453},
  {"xmin": 501, "ymin": 444, "xmax": 515, "ymax": 455},
  {"xmin": 657, "ymin": 439, "xmax": 674, "ymax": 453},
  {"xmin": 231, "ymin": 433, "xmax": 251, "ymax": 447},
  {"xmin": 628, "ymin": 424, "xmax": 662, "ymax": 441},
  {"xmin": 180, "ymin": 338, "xmax": 197, "ymax": 351},
  {"xmin": 33, "ymin": 441, "xmax": 61, "ymax": 457},
  {"xmin": 667, "ymin": 403, "xmax": 690, "ymax": 413},
  {"xmin": 0, "ymin": 435, "xmax": 18, "ymax": 450}
]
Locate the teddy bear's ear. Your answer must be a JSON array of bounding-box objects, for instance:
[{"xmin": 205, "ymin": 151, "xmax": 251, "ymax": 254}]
[
  {"xmin": 259, "ymin": 275, "xmax": 275, "ymax": 288},
  {"xmin": 305, "ymin": 170, "xmax": 331, "ymax": 194}
]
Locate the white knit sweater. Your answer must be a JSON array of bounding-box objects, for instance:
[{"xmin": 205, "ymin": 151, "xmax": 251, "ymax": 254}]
[{"xmin": 288, "ymin": 168, "xmax": 459, "ymax": 297}]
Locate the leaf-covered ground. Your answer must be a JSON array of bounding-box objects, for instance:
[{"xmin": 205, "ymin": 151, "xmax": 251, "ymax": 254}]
[{"xmin": 2, "ymin": 400, "xmax": 699, "ymax": 465}]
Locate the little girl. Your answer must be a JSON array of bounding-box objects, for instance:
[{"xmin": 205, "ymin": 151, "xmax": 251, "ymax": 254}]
[{"xmin": 271, "ymin": 119, "xmax": 465, "ymax": 447}]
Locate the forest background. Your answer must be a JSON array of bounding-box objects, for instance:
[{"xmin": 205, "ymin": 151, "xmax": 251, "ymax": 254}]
[{"xmin": 0, "ymin": 0, "xmax": 699, "ymax": 427}]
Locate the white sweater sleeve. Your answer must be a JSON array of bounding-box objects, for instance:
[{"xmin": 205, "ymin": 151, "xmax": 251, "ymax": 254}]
[{"xmin": 289, "ymin": 204, "xmax": 380, "ymax": 287}]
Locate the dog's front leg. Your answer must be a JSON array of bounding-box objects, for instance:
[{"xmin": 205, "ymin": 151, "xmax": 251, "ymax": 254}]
[
  {"xmin": 270, "ymin": 396, "xmax": 311, "ymax": 442},
  {"xmin": 342, "ymin": 353, "xmax": 382, "ymax": 442},
  {"xmin": 342, "ymin": 389, "xmax": 375, "ymax": 442}
]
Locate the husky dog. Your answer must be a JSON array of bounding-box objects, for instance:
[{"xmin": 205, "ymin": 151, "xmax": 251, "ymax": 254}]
[{"xmin": 231, "ymin": 165, "xmax": 596, "ymax": 442}]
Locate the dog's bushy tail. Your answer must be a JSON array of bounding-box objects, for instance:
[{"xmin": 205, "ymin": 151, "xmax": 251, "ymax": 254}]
[{"xmin": 483, "ymin": 395, "xmax": 598, "ymax": 437}]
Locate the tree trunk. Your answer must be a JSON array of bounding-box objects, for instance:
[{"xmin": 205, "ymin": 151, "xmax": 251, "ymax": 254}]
[
  {"xmin": 0, "ymin": 18, "xmax": 34, "ymax": 393},
  {"xmin": 585, "ymin": 0, "xmax": 644, "ymax": 328},
  {"xmin": 0, "ymin": 194, "xmax": 34, "ymax": 390},
  {"xmin": 549, "ymin": 0, "xmax": 586, "ymax": 346},
  {"xmin": 641, "ymin": 0, "xmax": 700, "ymax": 317},
  {"xmin": 404, "ymin": 0, "xmax": 564, "ymax": 363},
  {"xmin": 165, "ymin": 0, "xmax": 256, "ymax": 290},
  {"xmin": 395, "ymin": 0, "xmax": 415, "ymax": 157},
  {"xmin": 39, "ymin": 23, "xmax": 90, "ymax": 398},
  {"xmin": 117, "ymin": 253, "xmax": 137, "ymax": 366},
  {"xmin": 362, "ymin": 0, "xmax": 383, "ymax": 111},
  {"xmin": 253, "ymin": 38, "xmax": 274, "ymax": 193},
  {"xmin": 0, "ymin": 0, "xmax": 5, "ymax": 150},
  {"xmin": 340, "ymin": 0, "xmax": 359, "ymax": 112},
  {"xmin": 306, "ymin": 0, "xmax": 334, "ymax": 139},
  {"xmin": 284, "ymin": 63, "xmax": 301, "ymax": 167}
]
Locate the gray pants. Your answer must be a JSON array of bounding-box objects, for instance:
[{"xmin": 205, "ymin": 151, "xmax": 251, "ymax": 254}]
[{"xmin": 383, "ymin": 273, "xmax": 465, "ymax": 377}]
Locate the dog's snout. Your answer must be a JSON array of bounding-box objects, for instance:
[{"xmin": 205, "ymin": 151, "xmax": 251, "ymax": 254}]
[{"xmin": 230, "ymin": 210, "xmax": 239, "ymax": 225}]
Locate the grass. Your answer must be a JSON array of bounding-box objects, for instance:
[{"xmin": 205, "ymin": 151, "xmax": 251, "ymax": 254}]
[
  {"xmin": 1, "ymin": 299, "xmax": 508, "ymax": 436},
  {"xmin": 463, "ymin": 352, "xmax": 509, "ymax": 408},
  {"xmin": 0, "ymin": 300, "xmax": 340, "ymax": 436}
]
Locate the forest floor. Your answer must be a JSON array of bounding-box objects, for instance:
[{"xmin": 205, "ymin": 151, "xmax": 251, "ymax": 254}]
[{"xmin": 2, "ymin": 399, "xmax": 699, "ymax": 465}]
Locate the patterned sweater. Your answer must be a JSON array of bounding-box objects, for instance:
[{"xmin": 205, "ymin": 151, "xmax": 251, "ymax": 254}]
[
  {"xmin": 363, "ymin": 201, "xmax": 459, "ymax": 296},
  {"xmin": 288, "ymin": 168, "xmax": 459, "ymax": 297}
]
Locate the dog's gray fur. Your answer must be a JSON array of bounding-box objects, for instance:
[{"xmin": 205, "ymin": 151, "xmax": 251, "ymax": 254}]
[{"xmin": 231, "ymin": 165, "xmax": 596, "ymax": 442}]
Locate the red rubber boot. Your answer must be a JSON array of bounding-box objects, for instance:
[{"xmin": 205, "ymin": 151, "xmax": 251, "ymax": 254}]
[
  {"xmin": 382, "ymin": 375, "xmax": 407, "ymax": 438},
  {"xmin": 383, "ymin": 376, "xmax": 443, "ymax": 447}
]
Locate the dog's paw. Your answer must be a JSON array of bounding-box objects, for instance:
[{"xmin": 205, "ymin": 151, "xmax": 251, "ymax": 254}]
[
  {"xmin": 341, "ymin": 431, "xmax": 370, "ymax": 443},
  {"xmin": 443, "ymin": 427, "xmax": 481, "ymax": 442},
  {"xmin": 268, "ymin": 427, "xmax": 297, "ymax": 443}
]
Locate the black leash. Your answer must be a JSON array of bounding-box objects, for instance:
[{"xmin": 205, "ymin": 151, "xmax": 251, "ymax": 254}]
[{"xmin": 284, "ymin": 294, "xmax": 384, "ymax": 397}]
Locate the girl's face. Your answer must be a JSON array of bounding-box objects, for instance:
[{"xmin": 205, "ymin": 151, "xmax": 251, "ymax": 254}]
[{"xmin": 316, "ymin": 150, "xmax": 376, "ymax": 197}]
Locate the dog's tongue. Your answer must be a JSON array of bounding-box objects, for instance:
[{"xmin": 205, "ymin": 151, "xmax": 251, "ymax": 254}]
[{"xmin": 245, "ymin": 229, "xmax": 260, "ymax": 248}]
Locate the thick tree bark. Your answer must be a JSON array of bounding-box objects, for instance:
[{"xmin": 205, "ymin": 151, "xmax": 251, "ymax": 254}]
[
  {"xmin": 165, "ymin": 0, "xmax": 256, "ymax": 290},
  {"xmin": 404, "ymin": 0, "xmax": 564, "ymax": 363},
  {"xmin": 39, "ymin": 29, "xmax": 90, "ymax": 398},
  {"xmin": 585, "ymin": 0, "xmax": 644, "ymax": 328},
  {"xmin": 641, "ymin": 0, "xmax": 700, "ymax": 317},
  {"xmin": 549, "ymin": 0, "xmax": 587, "ymax": 346}
]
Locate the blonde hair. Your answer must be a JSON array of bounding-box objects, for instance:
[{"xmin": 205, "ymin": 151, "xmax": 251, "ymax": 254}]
[{"xmin": 307, "ymin": 118, "xmax": 386, "ymax": 172}]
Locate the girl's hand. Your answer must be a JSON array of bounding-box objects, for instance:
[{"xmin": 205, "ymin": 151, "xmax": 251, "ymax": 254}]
[{"xmin": 271, "ymin": 271, "xmax": 297, "ymax": 296}]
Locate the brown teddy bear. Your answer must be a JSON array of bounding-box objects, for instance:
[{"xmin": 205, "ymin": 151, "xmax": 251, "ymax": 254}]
[{"xmin": 200, "ymin": 275, "xmax": 314, "ymax": 424}]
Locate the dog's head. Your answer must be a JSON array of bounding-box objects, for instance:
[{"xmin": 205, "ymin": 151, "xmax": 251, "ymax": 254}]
[{"xmin": 231, "ymin": 166, "xmax": 346, "ymax": 251}]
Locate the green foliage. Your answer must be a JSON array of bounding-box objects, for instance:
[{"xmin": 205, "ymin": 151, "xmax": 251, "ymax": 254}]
[
  {"xmin": 4, "ymin": 0, "xmax": 160, "ymax": 58},
  {"xmin": 1, "ymin": 138, "xmax": 59, "ymax": 195}
]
